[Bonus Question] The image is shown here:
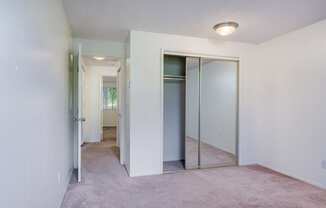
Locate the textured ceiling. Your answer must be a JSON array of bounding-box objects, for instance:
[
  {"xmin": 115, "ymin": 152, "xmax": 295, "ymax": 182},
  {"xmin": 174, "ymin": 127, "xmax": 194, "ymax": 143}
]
[{"xmin": 63, "ymin": 0, "xmax": 326, "ymax": 44}]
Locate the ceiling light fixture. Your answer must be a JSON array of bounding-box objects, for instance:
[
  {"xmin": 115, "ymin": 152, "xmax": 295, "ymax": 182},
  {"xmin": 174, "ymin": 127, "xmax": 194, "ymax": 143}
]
[
  {"xmin": 93, "ymin": 56, "xmax": 105, "ymax": 61},
  {"xmin": 213, "ymin": 22, "xmax": 239, "ymax": 36}
]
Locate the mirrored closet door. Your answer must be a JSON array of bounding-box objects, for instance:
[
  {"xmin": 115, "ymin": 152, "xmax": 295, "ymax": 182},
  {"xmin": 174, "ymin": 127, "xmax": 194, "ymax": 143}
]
[
  {"xmin": 199, "ymin": 58, "xmax": 238, "ymax": 168},
  {"xmin": 185, "ymin": 57, "xmax": 200, "ymax": 169},
  {"xmin": 163, "ymin": 54, "xmax": 238, "ymax": 172}
]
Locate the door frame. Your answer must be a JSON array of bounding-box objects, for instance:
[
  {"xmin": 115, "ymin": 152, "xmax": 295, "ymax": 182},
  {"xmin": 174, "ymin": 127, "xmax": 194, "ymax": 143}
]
[
  {"xmin": 98, "ymin": 62, "xmax": 125, "ymax": 165},
  {"xmin": 72, "ymin": 44, "xmax": 86, "ymax": 183},
  {"xmin": 160, "ymin": 49, "xmax": 240, "ymax": 174},
  {"xmin": 116, "ymin": 67, "xmax": 125, "ymax": 165}
]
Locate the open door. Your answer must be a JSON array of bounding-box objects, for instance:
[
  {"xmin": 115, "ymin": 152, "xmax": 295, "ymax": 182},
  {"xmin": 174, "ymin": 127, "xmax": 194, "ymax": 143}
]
[
  {"xmin": 73, "ymin": 45, "xmax": 85, "ymax": 183},
  {"xmin": 116, "ymin": 67, "xmax": 124, "ymax": 164}
]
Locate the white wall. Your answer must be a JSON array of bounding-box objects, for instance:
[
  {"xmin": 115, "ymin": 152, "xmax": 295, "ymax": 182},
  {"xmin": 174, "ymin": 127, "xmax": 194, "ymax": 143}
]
[
  {"xmin": 103, "ymin": 110, "xmax": 117, "ymax": 126},
  {"xmin": 250, "ymin": 19, "xmax": 326, "ymax": 188},
  {"xmin": 84, "ymin": 66, "xmax": 117, "ymax": 142},
  {"xmin": 73, "ymin": 38, "xmax": 125, "ymax": 58},
  {"xmin": 129, "ymin": 31, "xmax": 257, "ymax": 176},
  {"xmin": 0, "ymin": 1, "xmax": 72, "ymax": 208},
  {"xmin": 103, "ymin": 81, "xmax": 118, "ymax": 127}
]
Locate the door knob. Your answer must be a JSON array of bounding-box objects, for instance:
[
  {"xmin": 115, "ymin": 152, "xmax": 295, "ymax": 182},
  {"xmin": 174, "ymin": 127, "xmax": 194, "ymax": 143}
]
[{"xmin": 74, "ymin": 117, "xmax": 86, "ymax": 122}]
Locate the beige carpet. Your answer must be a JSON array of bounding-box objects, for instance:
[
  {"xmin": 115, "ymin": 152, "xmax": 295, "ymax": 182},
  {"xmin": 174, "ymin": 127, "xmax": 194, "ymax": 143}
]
[
  {"xmin": 163, "ymin": 160, "xmax": 185, "ymax": 172},
  {"xmin": 61, "ymin": 129, "xmax": 326, "ymax": 208}
]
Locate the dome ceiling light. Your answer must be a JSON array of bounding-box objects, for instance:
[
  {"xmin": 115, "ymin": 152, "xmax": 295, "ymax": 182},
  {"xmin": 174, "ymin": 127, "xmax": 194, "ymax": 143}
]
[
  {"xmin": 93, "ymin": 56, "xmax": 105, "ymax": 61},
  {"xmin": 213, "ymin": 22, "xmax": 239, "ymax": 36}
]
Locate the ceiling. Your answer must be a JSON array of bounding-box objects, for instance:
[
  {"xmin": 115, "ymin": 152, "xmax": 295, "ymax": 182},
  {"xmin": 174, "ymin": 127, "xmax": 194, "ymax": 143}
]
[
  {"xmin": 103, "ymin": 76, "xmax": 116, "ymax": 82},
  {"xmin": 63, "ymin": 0, "xmax": 326, "ymax": 44},
  {"xmin": 82, "ymin": 55, "xmax": 120, "ymax": 67}
]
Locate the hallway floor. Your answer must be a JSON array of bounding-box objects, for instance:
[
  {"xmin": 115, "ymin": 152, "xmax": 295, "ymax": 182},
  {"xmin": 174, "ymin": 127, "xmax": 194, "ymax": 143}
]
[{"xmin": 61, "ymin": 129, "xmax": 326, "ymax": 208}]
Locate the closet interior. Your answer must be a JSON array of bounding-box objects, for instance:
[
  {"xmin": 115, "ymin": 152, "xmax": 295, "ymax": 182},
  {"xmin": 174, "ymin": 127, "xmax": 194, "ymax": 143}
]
[
  {"xmin": 163, "ymin": 55, "xmax": 186, "ymax": 172},
  {"xmin": 163, "ymin": 54, "xmax": 238, "ymax": 173}
]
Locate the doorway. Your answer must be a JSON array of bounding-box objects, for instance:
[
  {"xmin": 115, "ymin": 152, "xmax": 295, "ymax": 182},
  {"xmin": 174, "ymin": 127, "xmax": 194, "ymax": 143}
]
[
  {"xmin": 102, "ymin": 76, "xmax": 119, "ymax": 157},
  {"xmin": 72, "ymin": 50, "xmax": 124, "ymax": 182}
]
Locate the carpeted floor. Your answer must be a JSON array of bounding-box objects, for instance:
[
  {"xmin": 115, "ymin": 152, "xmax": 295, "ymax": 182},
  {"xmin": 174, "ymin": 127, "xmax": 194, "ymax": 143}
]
[
  {"xmin": 61, "ymin": 128, "xmax": 326, "ymax": 208},
  {"xmin": 163, "ymin": 160, "xmax": 185, "ymax": 172}
]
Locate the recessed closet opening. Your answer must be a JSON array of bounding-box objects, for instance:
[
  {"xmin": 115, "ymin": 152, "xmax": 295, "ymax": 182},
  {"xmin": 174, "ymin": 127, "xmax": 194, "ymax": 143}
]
[{"xmin": 162, "ymin": 53, "xmax": 239, "ymax": 173}]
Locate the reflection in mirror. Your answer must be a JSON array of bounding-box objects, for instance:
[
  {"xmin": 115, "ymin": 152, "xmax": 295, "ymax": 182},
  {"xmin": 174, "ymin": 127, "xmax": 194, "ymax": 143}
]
[
  {"xmin": 185, "ymin": 57, "xmax": 200, "ymax": 169},
  {"xmin": 200, "ymin": 59, "xmax": 238, "ymax": 168}
]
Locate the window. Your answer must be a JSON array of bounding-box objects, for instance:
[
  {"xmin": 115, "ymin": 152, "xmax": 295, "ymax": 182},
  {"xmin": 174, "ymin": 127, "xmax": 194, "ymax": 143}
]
[{"xmin": 103, "ymin": 87, "xmax": 117, "ymax": 110}]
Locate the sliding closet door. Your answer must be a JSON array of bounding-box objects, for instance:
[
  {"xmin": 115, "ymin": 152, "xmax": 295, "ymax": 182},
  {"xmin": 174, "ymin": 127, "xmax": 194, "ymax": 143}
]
[
  {"xmin": 200, "ymin": 59, "xmax": 238, "ymax": 168},
  {"xmin": 185, "ymin": 57, "xmax": 200, "ymax": 169}
]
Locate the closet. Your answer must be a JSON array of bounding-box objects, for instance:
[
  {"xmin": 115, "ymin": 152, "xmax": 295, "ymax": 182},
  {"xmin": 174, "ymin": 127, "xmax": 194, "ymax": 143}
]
[
  {"xmin": 163, "ymin": 54, "xmax": 238, "ymax": 173},
  {"xmin": 163, "ymin": 55, "xmax": 186, "ymax": 172}
]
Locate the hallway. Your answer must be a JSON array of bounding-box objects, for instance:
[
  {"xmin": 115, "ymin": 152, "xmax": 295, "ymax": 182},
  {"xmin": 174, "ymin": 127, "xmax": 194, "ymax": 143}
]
[{"xmin": 61, "ymin": 128, "xmax": 326, "ymax": 208}]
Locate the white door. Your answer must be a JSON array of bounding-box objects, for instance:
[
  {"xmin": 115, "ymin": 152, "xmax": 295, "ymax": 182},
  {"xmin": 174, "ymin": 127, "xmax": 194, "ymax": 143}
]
[
  {"xmin": 76, "ymin": 45, "xmax": 85, "ymax": 182},
  {"xmin": 117, "ymin": 67, "xmax": 124, "ymax": 165},
  {"xmin": 116, "ymin": 69, "xmax": 121, "ymax": 161},
  {"xmin": 115, "ymin": 73, "xmax": 120, "ymax": 147}
]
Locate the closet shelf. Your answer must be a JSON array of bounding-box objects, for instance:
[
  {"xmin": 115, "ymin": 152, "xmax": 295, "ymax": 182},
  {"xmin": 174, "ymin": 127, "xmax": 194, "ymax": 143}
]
[{"xmin": 163, "ymin": 75, "xmax": 186, "ymax": 81}]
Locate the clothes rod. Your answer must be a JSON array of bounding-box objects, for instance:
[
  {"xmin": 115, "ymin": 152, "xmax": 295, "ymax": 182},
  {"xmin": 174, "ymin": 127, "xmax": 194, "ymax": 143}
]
[
  {"xmin": 164, "ymin": 75, "xmax": 185, "ymax": 78},
  {"xmin": 163, "ymin": 77, "xmax": 185, "ymax": 81}
]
